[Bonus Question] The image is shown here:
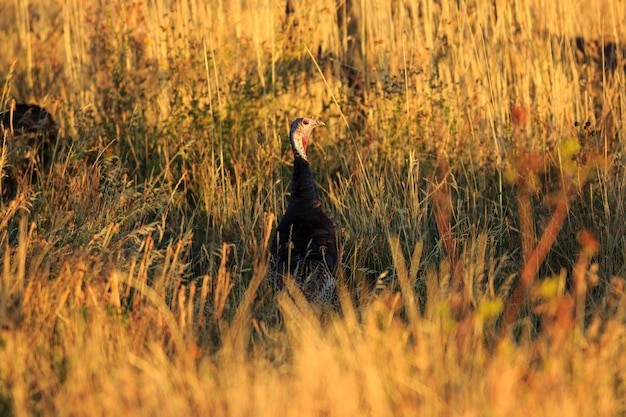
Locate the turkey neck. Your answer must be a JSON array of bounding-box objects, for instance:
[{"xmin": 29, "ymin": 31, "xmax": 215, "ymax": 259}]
[{"xmin": 290, "ymin": 155, "xmax": 320, "ymax": 206}]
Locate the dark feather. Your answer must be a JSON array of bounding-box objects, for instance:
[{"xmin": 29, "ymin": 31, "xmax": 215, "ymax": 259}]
[
  {"xmin": 1, "ymin": 103, "xmax": 58, "ymax": 201},
  {"xmin": 272, "ymin": 118, "xmax": 341, "ymax": 302}
]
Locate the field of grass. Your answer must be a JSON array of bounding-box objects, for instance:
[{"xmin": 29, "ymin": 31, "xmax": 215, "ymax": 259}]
[{"xmin": 1, "ymin": 0, "xmax": 626, "ymax": 415}]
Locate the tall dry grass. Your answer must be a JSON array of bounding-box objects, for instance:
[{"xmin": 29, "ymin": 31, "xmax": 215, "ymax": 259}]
[{"xmin": 1, "ymin": 0, "xmax": 626, "ymax": 415}]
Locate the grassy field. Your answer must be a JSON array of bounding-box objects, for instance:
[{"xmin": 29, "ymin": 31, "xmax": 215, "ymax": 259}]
[{"xmin": 1, "ymin": 0, "xmax": 626, "ymax": 415}]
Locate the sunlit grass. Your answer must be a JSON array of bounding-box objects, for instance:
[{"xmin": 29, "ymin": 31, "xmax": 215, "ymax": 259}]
[{"xmin": 0, "ymin": 0, "xmax": 626, "ymax": 415}]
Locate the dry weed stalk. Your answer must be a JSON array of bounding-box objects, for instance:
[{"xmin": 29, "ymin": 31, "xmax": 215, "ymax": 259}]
[
  {"xmin": 432, "ymin": 156, "xmax": 463, "ymax": 293},
  {"xmin": 220, "ymin": 213, "xmax": 274, "ymax": 359},
  {"xmin": 511, "ymin": 101, "xmax": 538, "ymax": 263},
  {"xmin": 213, "ymin": 242, "xmax": 232, "ymax": 320},
  {"xmin": 197, "ymin": 274, "xmax": 212, "ymax": 329},
  {"xmin": 573, "ymin": 229, "xmax": 600, "ymax": 327},
  {"xmin": 499, "ymin": 100, "xmax": 574, "ymax": 338},
  {"xmin": 388, "ymin": 236, "xmax": 422, "ymax": 326},
  {"xmin": 117, "ymin": 267, "xmax": 188, "ymax": 359},
  {"xmin": 500, "ymin": 180, "xmax": 573, "ymax": 339},
  {"xmin": 500, "ymin": 113, "xmax": 605, "ymax": 339}
]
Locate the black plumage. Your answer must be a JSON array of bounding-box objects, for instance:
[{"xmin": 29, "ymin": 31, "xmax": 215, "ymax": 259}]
[
  {"xmin": 1, "ymin": 104, "xmax": 57, "ymax": 136},
  {"xmin": 1, "ymin": 103, "xmax": 58, "ymax": 201},
  {"xmin": 272, "ymin": 117, "xmax": 341, "ymax": 302}
]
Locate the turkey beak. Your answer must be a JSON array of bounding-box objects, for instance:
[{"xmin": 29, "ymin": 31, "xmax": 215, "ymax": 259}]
[{"xmin": 313, "ymin": 119, "xmax": 325, "ymax": 128}]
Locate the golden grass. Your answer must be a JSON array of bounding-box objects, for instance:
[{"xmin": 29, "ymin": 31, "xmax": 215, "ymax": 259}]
[{"xmin": 1, "ymin": 0, "xmax": 626, "ymax": 415}]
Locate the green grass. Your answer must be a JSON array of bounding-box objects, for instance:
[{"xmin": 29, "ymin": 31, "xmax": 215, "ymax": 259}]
[{"xmin": 1, "ymin": 0, "xmax": 626, "ymax": 415}]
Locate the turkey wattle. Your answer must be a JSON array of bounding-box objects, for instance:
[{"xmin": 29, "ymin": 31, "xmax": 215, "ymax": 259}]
[{"xmin": 272, "ymin": 117, "xmax": 341, "ymax": 302}]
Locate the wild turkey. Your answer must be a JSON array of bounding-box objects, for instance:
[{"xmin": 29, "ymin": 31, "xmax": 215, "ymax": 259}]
[
  {"xmin": 1, "ymin": 103, "xmax": 58, "ymax": 201},
  {"xmin": 272, "ymin": 117, "xmax": 341, "ymax": 302}
]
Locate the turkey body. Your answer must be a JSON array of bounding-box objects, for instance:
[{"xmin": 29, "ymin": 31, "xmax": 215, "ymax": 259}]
[
  {"xmin": 1, "ymin": 104, "xmax": 57, "ymax": 137},
  {"xmin": 0, "ymin": 103, "xmax": 58, "ymax": 201},
  {"xmin": 272, "ymin": 118, "xmax": 341, "ymax": 302}
]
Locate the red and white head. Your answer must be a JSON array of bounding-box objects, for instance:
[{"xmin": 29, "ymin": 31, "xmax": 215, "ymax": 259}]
[{"xmin": 289, "ymin": 117, "xmax": 325, "ymax": 162}]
